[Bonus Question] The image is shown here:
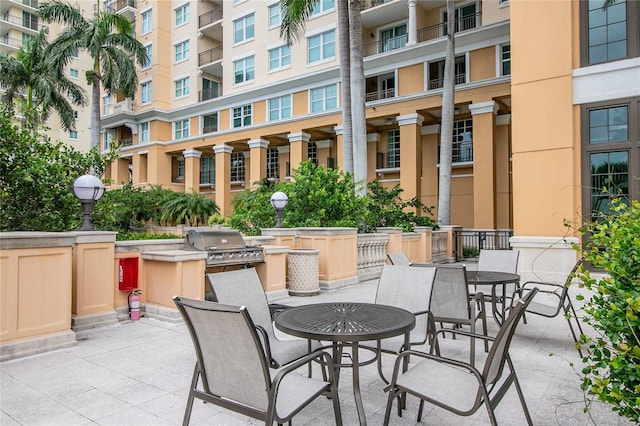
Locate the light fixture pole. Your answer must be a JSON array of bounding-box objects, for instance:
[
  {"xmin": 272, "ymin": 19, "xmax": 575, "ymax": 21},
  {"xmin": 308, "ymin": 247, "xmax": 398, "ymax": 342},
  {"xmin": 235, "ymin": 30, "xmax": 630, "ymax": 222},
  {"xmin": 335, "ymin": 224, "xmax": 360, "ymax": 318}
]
[
  {"xmin": 72, "ymin": 174, "xmax": 105, "ymax": 231},
  {"xmin": 270, "ymin": 191, "xmax": 289, "ymax": 228}
]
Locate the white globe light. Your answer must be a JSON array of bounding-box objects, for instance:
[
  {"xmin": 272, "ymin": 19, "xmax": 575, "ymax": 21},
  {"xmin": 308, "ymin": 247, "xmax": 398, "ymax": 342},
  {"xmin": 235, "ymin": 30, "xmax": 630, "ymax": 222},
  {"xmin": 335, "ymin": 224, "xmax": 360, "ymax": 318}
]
[
  {"xmin": 270, "ymin": 191, "xmax": 289, "ymax": 209},
  {"xmin": 72, "ymin": 174, "xmax": 105, "ymax": 201}
]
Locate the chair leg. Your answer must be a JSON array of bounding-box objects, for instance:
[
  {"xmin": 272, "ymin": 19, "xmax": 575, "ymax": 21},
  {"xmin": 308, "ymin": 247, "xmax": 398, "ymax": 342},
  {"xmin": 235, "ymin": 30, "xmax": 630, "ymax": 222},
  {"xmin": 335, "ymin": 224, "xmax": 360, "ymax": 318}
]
[
  {"xmin": 382, "ymin": 387, "xmax": 399, "ymax": 426},
  {"xmin": 512, "ymin": 370, "xmax": 534, "ymax": 425},
  {"xmin": 183, "ymin": 365, "xmax": 199, "ymax": 426},
  {"xmin": 417, "ymin": 400, "xmax": 425, "ymax": 422}
]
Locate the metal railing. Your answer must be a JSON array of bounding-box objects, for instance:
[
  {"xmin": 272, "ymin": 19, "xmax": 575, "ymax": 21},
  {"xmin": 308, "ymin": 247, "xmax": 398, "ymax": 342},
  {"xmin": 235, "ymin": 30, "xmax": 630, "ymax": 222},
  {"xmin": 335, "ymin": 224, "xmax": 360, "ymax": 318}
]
[
  {"xmin": 428, "ymin": 73, "xmax": 466, "ymax": 90},
  {"xmin": 2, "ymin": 12, "xmax": 38, "ymax": 30},
  {"xmin": 104, "ymin": 0, "xmax": 136, "ymax": 13},
  {"xmin": 199, "ymin": 87, "xmax": 220, "ymax": 102},
  {"xmin": 417, "ymin": 12, "xmax": 481, "ymax": 44},
  {"xmin": 198, "ymin": 47, "xmax": 223, "ymax": 66},
  {"xmin": 363, "ymin": 34, "xmax": 407, "ymax": 57},
  {"xmin": 365, "ymin": 88, "xmax": 395, "ymax": 102},
  {"xmin": 453, "ymin": 229, "xmax": 514, "ymax": 261},
  {"xmin": 199, "ymin": 8, "xmax": 223, "ymax": 28}
]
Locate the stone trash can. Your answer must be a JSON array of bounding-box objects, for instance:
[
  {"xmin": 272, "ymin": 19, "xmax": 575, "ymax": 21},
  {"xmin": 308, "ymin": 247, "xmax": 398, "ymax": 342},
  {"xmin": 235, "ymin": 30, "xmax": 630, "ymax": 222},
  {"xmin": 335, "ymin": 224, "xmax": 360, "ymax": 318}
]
[{"xmin": 287, "ymin": 248, "xmax": 320, "ymax": 296}]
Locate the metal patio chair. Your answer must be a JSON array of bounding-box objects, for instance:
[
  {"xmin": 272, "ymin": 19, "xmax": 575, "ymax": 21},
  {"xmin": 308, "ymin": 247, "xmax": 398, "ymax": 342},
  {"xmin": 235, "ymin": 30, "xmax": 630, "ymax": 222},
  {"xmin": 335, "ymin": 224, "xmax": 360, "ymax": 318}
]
[
  {"xmin": 173, "ymin": 296, "xmax": 342, "ymax": 426},
  {"xmin": 431, "ymin": 264, "xmax": 489, "ymax": 367},
  {"xmin": 517, "ymin": 257, "xmax": 585, "ymax": 357},
  {"xmin": 206, "ymin": 268, "xmax": 318, "ymax": 369},
  {"xmin": 362, "ymin": 264, "xmax": 438, "ymax": 383},
  {"xmin": 383, "ymin": 288, "xmax": 538, "ymax": 426},
  {"xmin": 475, "ymin": 249, "xmax": 521, "ymax": 310},
  {"xmin": 387, "ymin": 252, "xmax": 432, "ymax": 267}
]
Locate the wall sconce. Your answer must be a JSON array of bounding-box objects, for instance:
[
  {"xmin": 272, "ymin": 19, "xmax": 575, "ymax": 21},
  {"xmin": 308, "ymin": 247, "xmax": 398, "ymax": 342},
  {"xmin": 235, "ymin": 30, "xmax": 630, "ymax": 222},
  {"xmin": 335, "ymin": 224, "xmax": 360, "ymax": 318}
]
[
  {"xmin": 72, "ymin": 174, "xmax": 105, "ymax": 231},
  {"xmin": 270, "ymin": 191, "xmax": 289, "ymax": 228}
]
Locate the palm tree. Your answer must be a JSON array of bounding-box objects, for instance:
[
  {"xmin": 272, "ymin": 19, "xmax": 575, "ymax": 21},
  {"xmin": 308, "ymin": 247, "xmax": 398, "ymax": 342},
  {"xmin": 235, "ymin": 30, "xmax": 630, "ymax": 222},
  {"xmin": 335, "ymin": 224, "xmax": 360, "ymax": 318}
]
[
  {"xmin": 38, "ymin": 1, "xmax": 148, "ymax": 149},
  {"xmin": 161, "ymin": 191, "xmax": 219, "ymax": 227},
  {"xmin": 437, "ymin": 0, "xmax": 456, "ymax": 225},
  {"xmin": 0, "ymin": 28, "xmax": 86, "ymax": 131}
]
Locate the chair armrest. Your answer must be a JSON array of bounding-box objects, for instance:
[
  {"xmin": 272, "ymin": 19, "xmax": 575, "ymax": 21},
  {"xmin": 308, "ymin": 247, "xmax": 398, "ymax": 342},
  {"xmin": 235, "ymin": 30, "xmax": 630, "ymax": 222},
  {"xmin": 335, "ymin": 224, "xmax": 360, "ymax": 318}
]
[
  {"xmin": 433, "ymin": 327, "xmax": 496, "ymax": 344},
  {"xmin": 271, "ymin": 349, "xmax": 337, "ymax": 389},
  {"xmin": 255, "ymin": 324, "xmax": 279, "ymax": 368}
]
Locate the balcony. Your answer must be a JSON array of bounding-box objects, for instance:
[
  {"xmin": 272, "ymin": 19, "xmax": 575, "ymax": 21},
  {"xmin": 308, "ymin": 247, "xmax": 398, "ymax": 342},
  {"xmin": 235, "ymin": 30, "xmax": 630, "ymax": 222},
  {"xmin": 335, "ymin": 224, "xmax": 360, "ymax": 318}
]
[
  {"xmin": 428, "ymin": 73, "xmax": 466, "ymax": 90},
  {"xmin": 0, "ymin": 34, "xmax": 21, "ymax": 54},
  {"xmin": 365, "ymin": 88, "xmax": 395, "ymax": 102},
  {"xmin": 104, "ymin": 0, "xmax": 136, "ymax": 21},
  {"xmin": 417, "ymin": 12, "xmax": 481, "ymax": 44},
  {"xmin": 104, "ymin": 98, "xmax": 135, "ymax": 116},
  {"xmin": 198, "ymin": 46, "xmax": 223, "ymax": 77},
  {"xmin": 199, "ymin": 86, "xmax": 220, "ymax": 102},
  {"xmin": 1, "ymin": 12, "xmax": 38, "ymax": 32},
  {"xmin": 363, "ymin": 34, "xmax": 407, "ymax": 57},
  {"xmin": 198, "ymin": 7, "xmax": 222, "ymax": 41}
]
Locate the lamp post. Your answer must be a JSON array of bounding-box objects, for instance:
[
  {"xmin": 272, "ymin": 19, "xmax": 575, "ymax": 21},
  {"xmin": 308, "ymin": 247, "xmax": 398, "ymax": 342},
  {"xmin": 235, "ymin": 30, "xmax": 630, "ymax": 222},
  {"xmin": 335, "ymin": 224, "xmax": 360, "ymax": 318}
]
[
  {"xmin": 72, "ymin": 174, "xmax": 105, "ymax": 231},
  {"xmin": 270, "ymin": 191, "xmax": 288, "ymax": 228}
]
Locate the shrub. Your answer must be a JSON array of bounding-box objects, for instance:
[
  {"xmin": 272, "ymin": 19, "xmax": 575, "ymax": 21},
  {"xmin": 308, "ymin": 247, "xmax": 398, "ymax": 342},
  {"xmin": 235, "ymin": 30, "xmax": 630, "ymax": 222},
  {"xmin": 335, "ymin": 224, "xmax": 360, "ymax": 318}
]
[
  {"xmin": 160, "ymin": 190, "xmax": 219, "ymax": 227},
  {"xmin": 569, "ymin": 195, "xmax": 640, "ymax": 423},
  {"xmin": 228, "ymin": 179, "xmax": 285, "ymax": 235}
]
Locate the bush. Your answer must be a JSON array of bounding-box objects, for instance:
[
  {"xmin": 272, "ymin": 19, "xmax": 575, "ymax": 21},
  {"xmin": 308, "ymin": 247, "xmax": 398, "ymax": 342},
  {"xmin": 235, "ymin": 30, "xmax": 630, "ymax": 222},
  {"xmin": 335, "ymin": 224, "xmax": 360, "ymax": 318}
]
[
  {"xmin": 569, "ymin": 196, "xmax": 640, "ymax": 423},
  {"xmin": 160, "ymin": 190, "xmax": 219, "ymax": 227},
  {"xmin": 228, "ymin": 179, "xmax": 287, "ymax": 235}
]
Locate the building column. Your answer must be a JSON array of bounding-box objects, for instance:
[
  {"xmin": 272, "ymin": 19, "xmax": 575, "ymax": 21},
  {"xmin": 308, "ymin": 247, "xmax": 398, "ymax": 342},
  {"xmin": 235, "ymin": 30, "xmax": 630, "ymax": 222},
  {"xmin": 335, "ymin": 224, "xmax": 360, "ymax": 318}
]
[
  {"xmin": 495, "ymin": 114, "xmax": 512, "ymax": 228},
  {"xmin": 278, "ymin": 146, "xmax": 290, "ymax": 179},
  {"xmin": 333, "ymin": 125, "xmax": 344, "ymax": 170},
  {"xmin": 407, "ymin": 0, "xmax": 417, "ymax": 46},
  {"xmin": 367, "ymin": 133, "xmax": 380, "ymax": 183},
  {"xmin": 213, "ymin": 144, "xmax": 232, "ymax": 216},
  {"xmin": 397, "ymin": 113, "xmax": 424, "ymax": 203},
  {"xmin": 248, "ymin": 139, "xmax": 269, "ymax": 188},
  {"xmin": 145, "ymin": 144, "xmax": 172, "ymax": 187},
  {"xmin": 183, "ymin": 150, "xmax": 202, "ymax": 193},
  {"xmin": 469, "ymin": 100, "xmax": 499, "ymax": 229},
  {"xmin": 288, "ymin": 132, "xmax": 310, "ymax": 177},
  {"xmin": 316, "ymin": 139, "xmax": 333, "ymax": 168},
  {"xmin": 421, "ymin": 124, "xmax": 440, "ymax": 213},
  {"xmin": 113, "ymin": 155, "xmax": 131, "ymax": 186}
]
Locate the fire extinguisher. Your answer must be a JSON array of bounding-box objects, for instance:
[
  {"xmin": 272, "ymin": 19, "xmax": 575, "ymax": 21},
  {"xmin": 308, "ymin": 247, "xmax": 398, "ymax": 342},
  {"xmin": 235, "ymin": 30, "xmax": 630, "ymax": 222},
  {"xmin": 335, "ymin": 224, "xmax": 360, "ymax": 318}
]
[{"xmin": 128, "ymin": 290, "xmax": 141, "ymax": 321}]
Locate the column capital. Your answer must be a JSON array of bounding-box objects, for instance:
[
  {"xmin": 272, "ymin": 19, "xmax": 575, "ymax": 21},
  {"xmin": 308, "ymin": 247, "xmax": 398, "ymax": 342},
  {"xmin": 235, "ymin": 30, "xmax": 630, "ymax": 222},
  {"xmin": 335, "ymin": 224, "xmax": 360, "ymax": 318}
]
[
  {"xmin": 213, "ymin": 144, "xmax": 233, "ymax": 154},
  {"xmin": 421, "ymin": 124, "xmax": 440, "ymax": 135},
  {"xmin": 396, "ymin": 113, "xmax": 424, "ymax": 126},
  {"xmin": 333, "ymin": 125, "xmax": 343, "ymax": 135},
  {"xmin": 469, "ymin": 101, "xmax": 499, "ymax": 115},
  {"xmin": 316, "ymin": 139, "xmax": 333, "ymax": 149},
  {"xmin": 496, "ymin": 114, "xmax": 511, "ymax": 126},
  {"xmin": 248, "ymin": 139, "xmax": 269, "ymax": 149},
  {"xmin": 288, "ymin": 132, "xmax": 311, "ymax": 143},
  {"xmin": 367, "ymin": 133, "xmax": 380, "ymax": 143},
  {"xmin": 182, "ymin": 149, "xmax": 202, "ymax": 159}
]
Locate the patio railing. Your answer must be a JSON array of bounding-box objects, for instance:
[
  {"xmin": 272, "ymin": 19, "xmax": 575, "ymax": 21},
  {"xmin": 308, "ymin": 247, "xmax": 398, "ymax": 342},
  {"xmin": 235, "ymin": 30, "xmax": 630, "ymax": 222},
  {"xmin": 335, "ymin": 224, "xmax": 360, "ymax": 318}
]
[{"xmin": 453, "ymin": 228, "xmax": 514, "ymax": 261}]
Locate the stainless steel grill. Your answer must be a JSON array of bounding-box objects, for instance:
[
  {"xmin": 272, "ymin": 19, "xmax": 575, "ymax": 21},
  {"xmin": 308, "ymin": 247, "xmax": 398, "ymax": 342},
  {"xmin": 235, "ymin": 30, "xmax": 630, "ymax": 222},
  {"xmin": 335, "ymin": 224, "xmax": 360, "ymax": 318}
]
[{"xmin": 184, "ymin": 229, "xmax": 265, "ymax": 267}]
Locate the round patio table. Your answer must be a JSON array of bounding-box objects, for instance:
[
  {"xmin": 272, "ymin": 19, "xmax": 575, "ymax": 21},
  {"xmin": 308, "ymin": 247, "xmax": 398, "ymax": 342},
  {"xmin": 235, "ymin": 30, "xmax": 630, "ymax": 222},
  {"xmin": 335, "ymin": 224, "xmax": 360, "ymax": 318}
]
[
  {"xmin": 275, "ymin": 302, "xmax": 415, "ymax": 426},
  {"xmin": 467, "ymin": 270, "xmax": 520, "ymax": 325}
]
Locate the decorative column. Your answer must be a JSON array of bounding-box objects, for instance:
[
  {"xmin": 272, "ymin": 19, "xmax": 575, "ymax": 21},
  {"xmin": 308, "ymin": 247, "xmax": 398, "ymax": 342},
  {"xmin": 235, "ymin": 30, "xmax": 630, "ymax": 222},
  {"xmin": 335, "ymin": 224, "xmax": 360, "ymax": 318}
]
[
  {"xmin": 495, "ymin": 114, "xmax": 512, "ymax": 228},
  {"xmin": 183, "ymin": 149, "xmax": 202, "ymax": 192},
  {"xmin": 113, "ymin": 155, "xmax": 131, "ymax": 185},
  {"xmin": 278, "ymin": 146, "xmax": 290, "ymax": 179},
  {"xmin": 469, "ymin": 101, "xmax": 499, "ymax": 229},
  {"xmin": 146, "ymin": 144, "xmax": 172, "ymax": 187},
  {"xmin": 407, "ymin": 0, "xmax": 417, "ymax": 46},
  {"xmin": 367, "ymin": 133, "xmax": 380, "ymax": 183},
  {"xmin": 397, "ymin": 113, "xmax": 424, "ymax": 203},
  {"xmin": 316, "ymin": 139, "xmax": 333, "ymax": 168},
  {"xmin": 421, "ymin": 124, "xmax": 440, "ymax": 213},
  {"xmin": 213, "ymin": 144, "xmax": 232, "ymax": 216},
  {"xmin": 248, "ymin": 139, "xmax": 268, "ymax": 188},
  {"xmin": 333, "ymin": 125, "xmax": 344, "ymax": 170},
  {"xmin": 288, "ymin": 132, "xmax": 310, "ymax": 176}
]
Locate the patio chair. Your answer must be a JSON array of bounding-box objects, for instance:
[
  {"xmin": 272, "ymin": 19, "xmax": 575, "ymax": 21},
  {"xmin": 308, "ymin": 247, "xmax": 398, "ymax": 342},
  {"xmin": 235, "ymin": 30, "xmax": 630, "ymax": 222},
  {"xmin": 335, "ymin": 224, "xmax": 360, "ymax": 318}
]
[
  {"xmin": 517, "ymin": 257, "xmax": 585, "ymax": 357},
  {"xmin": 206, "ymin": 268, "xmax": 318, "ymax": 369},
  {"xmin": 475, "ymin": 249, "xmax": 521, "ymax": 311},
  {"xmin": 387, "ymin": 252, "xmax": 432, "ymax": 267},
  {"xmin": 431, "ymin": 264, "xmax": 489, "ymax": 367},
  {"xmin": 383, "ymin": 288, "xmax": 538, "ymax": 426},
  {"xmin": 362, "ymin": 264, "xmax": 438, "ymax": 383},
  {"xmin": 173, "ymin": 296, "xmax": 342, "ymax": 426}
]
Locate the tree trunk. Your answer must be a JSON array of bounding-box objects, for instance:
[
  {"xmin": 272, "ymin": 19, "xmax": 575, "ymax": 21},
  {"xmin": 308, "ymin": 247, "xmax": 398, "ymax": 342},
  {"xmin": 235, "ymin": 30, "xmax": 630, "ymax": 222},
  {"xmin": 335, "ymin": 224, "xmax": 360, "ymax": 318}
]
[
  {"xmin": 349, "ymin": 0, "xmax": 367, "ymax": 196},
  {"xmin": 338, "ymin": 0, "xmax": 353, "ymax": 174},
  {"xmin": 437, "ymin": 0, "xmax": 456, "ymax": 225},
  {"xmin": 90, "ymin": 78, "xmax": 101, "ymax": 150}
]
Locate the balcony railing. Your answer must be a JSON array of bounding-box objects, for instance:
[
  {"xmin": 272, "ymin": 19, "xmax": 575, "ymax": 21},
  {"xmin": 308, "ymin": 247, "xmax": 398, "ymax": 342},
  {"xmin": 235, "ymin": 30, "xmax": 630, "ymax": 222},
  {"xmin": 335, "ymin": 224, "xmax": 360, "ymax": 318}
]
[
  {"xmin": 104, "ymin": 98, "xmax": 135, "ymax": 115},
  {"xmin": 453, "ymin": 229, "xmax": 514, "ymax": 261},
  {"xmin": 199, "ymin": 8, "xmax": 223, "ymax": 28},
  {"xmin": 363, "ymin": 34, "xmax": 407, "ymax": 57},
  {"xmin": 1, "ymin": 34, "xmax": 22, "ymax": 49},
  {"xmin": 428, "ymin": 73, "xmax": 466, "ymax": 90},
  {"xmin": 119, "ymin": 138, "xmax": 133, "ymax": 147},
  {"xmin": 2, "ymin": 12, "xmax": 38, "ymax": 30},
  {"xmin": 417, "ymin": 12, "xmax": 481, "ymax": 44},
  {"xmin": 198, "ymin": 47, "xmax": 223, "ymax": 66},
  {"xmin": 362, "ymin": 0, "xmax": 394, "ymax": 11},
  {"xmin": 104, "ymin": 0, "xmax": 136, "ymax": 12},
  {"xmin": 199, "ymin": 87, "xmax": 220, "ymax": 102},
  {"xmin": 365, "ymin": 88, "xmax": 395, "ymax": 102}
]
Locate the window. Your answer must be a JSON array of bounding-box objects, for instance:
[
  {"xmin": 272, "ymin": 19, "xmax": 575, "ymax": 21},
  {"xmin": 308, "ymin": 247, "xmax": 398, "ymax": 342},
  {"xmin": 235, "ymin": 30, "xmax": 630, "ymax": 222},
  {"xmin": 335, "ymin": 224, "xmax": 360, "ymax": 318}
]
[
  {"xmin": 141, "ymin": 9, "xmax": 152, "ymax": 35},
  {"xmin": 310, "ymin": 84, "xmax": 338, "ymax": 112},
  {"xmin": 70, "ymin": 68, "xmax": 79, "ymax": 79},
  {"xmin": 443, "ymin": 3, "xmax": 477, "ymax": 33},
  {"xmin": 103, "ymin": 95, "xmax": 112, "ymax": 115},
  {"xmin": 203, "ymin": 113, "xmax": 218, "ymax": 133},
  {"xmin": 141, "ymin": 80, "xmax": 152, "ymax": 104},
  {"xmin": 268, "ymin": 3, "xmax": 281, "ymax": 27},
  {"xmin": 175, "ymin": 3, "xmax": 189, "ymax": 26},
  {"xmin": 308, "ymin": 142, "xmax": 318, "ymax": 166},
  {"xmin": 70, "ymin": 48, "xmax": 79, "ymax": 59},
  {"xmin": 104, "ymin": 132, "xmax": 113, "ymax": 150},
  {"xmin": 200, "ymin": 156, "xmax": 215, "ymax": 185},
  {"xmin": 69, "ymin": 130, "xmax": 78, "ymax": 140},
  {"xmin": 175, "ymin": 77, "xmax": 190, "ymax": 98},
  {"xmin": 308, "ymin": 30, "xmax": 335, "ymax": 64},
  {"xmin": 380, "ymin": 24, "xmax": 407, "ymax": 52},
  {"xmin": 175, "ymin": 40, "xmax": 190, "ymax": 62},
  {"xmin": 501, "ymin": 44, "xmax": 511, "ymax": 76},
  {"xmin": 386, "ymin": 130, "xmax": 400, "ymax": 168},
  {"xmin": 142, "ymin": 44, "xmax": 152, "ymax": 69},
  {"xmin": 201, "ymin": 79, "xmax": 219, "ymax": 101},
  {"xmin": 583, "ymin": 100, "xmax": 640, "ymax": 220},
  {"xmin": 311, "ymin": 0, "xmax": 334, "ymax": 16},
  {"xmin": 234, "ymin": 14, "xmax": 255, "ymax": 44},
  {"xmin": 453, "ymin": 119, "xmax": 473, "ymax": 162},
  {"xmin": 230, "ymin": 152, "xmax": 245, "ymax": 182},
  {"xmin": 233, "ymin": 104, "xmax": 252, "ymax": 128},
  {"xmin": 428, "ymin": 55, "xmax": 466, "ymax": 89},
  {"xmin": 139, "ymin": 122, "xmax": 149, "ymax": 143},
  {"xmin": 266, "ymin": 147, "xmax": 279, "ymax": 179},
  {"xmin": 268, "ymin": 95, "xmax": 292, "ymax": 121},
  {"xmin": 584, "ymin": 0, "xmax": 630, "ymax": 65},
  {"xmin": 174, "ymin": 119, "xmax": 189, "ymax": 139},
  {"xmin": 234, "ymin": 56, "xmax": 255, "ymax": 84},
  {"xmin": 22, "ymin": 11, "xmax": 37, "ymax": 30},
  {"xmin": 176, "ymin": 158, "xmax": 185, "ymax": 179},
  {"xmin": 269, "ymin": 45, "xmax": 291, "ymax": 70}
]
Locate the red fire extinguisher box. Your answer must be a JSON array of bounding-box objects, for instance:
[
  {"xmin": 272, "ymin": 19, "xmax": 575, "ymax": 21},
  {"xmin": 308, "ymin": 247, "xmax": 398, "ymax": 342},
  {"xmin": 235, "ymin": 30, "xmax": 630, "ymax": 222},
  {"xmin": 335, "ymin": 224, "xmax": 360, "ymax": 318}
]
[{"xmin": 118, "ymin": 257, "xmax": 139, "ymax": 291}]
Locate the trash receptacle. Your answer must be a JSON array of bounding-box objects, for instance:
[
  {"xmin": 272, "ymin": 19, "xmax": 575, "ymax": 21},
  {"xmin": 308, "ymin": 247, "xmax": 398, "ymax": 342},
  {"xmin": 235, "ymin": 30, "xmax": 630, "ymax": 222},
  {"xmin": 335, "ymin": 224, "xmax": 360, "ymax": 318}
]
[{"xmin": 287, "ymin": 248, "xmax": 320, "ymax": 296}]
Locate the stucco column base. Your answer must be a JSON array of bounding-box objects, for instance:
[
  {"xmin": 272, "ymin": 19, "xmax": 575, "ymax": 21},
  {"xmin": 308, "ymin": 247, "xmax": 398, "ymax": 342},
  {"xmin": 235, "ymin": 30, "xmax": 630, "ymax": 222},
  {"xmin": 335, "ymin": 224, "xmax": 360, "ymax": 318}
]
[
  {"xmin": 1, "ymin": 330, "xmax": 77, "ymax": 362},
  {"xmin": 142, "ymin": 304, "xmax": 183, "ymax": 324},
  {"xmin": 266, "ymin": 289, "xmax": 290, "ymax": 303},
  {"xmin": 509, "ymin": 236, "xmax": 580, "ymax": 284},
  {"xmin": 71, "ymin": 311, "xmax": 118, "ymax": 332},
  {"xmin": 319, "ymin": 275, "xmax": 360, "ymax": 291}
]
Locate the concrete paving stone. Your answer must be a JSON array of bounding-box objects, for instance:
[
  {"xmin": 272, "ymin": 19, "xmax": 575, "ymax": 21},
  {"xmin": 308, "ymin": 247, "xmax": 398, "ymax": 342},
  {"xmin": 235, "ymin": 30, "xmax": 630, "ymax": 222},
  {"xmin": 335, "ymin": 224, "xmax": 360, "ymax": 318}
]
[
  {"xmin": 0, "ymin": 410, "xmax": 22, "ymax": 426},
  {"xmin": 136, "ymin": 391, "xmax": 197, "ymax": 425},
  {"xmin": 132, "ymin": 366, "xmax": 193, "ymax": 394},
  {"xmin": 99, "ymin": 375, "xmax": 169, "ymax": 406},
  {"xmin": 94, "ymin": 405, "xmax": 175, "ymax": 426},
  {"xmin": 59, "ymin": 388, "xmax": 133, "ymax": 422}
]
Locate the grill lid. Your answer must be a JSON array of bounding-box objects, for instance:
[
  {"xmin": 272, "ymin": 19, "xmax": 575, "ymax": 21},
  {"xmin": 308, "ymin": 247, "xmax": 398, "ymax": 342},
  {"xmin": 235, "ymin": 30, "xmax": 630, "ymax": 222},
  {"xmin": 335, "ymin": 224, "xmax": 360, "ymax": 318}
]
[{"xmin": 184, "ymin": 229, "xmax": 248, "ymax": 251}]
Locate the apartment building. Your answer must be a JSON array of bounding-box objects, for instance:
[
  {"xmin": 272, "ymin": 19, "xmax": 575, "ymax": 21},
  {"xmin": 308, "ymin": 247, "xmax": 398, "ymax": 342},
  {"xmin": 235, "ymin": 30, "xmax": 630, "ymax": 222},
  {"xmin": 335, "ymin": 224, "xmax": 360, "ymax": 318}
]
[
  {"xmin": 0, "ymin": 0, "xmax": 94, "ymax": 151},
  {"xmin": 16, "ymin": 0, "xmax": 636, "ymax": 269}
]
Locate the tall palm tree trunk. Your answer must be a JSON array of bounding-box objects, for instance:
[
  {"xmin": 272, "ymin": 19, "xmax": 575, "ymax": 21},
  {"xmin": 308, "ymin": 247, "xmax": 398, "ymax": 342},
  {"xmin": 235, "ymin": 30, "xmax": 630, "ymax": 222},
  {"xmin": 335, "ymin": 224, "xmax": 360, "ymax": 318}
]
[
  {"xmin": 338, "ymin": 0, "xmax": 353, "ymax": 174},
  {"xmin": 437, "ymin": 0, "xmax": 456, "ymax": 225},
  {"xmin": 90, "ymin": 73, "xmax": 101, "ymax": 150},
  {"xmin": 349, "ymin": 0, "xmax": 367, "ymax": 196}
]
